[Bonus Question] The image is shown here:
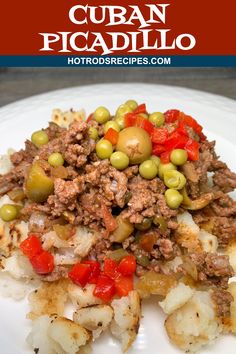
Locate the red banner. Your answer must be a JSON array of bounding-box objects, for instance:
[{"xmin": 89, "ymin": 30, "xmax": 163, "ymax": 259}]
[{"xmin": 1, "ymin": 0, "xmax": 235, "ymax": 55}]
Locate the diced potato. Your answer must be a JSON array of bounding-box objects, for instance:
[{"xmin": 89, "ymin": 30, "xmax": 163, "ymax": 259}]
[
  {"xmin": 159, "ymin": 283, "xmax": 194, "ymax": 315},
  {"xmin": 52, "ymin": 108, "xmax": 85, "ymax": 129},
  {"xmin": 165, "ymin": 291, "xmax": 223, "ymax": 352},
  {"xmin": 27, "ymin": 279, "xmax": 69, "ymax": 320},
  {"xmin": 48, "ymin": 315, "xmax": 91, "ymax": 354},
  {"xmin": 3, "ymin": 250, "xmax": 35, "ymax": 279},
  {"xmin": 73, "ymin": 227, "xmax": 97, "ymax": 258},
  {"xmin": 176, "ymin": 211, "xmax": 202, "ymax": 253},
  {"xmin": 198, "ymin": 229, "xmax": 218, "ymax": 253},
  {"xmin": 27, "ymin": 315, "xmax": 90, "ymax": 354},
  {"xmin": 135, "ymin": 271, "xmax": 176, "ymax": 299},
  {"xmin": 226, "ymin": 241, "xmax": 236, "ymax": 273},
  {"xmin": 228, "ymin": 282, "xmax": 236, "ymax": 333},
  {"xmin": 110, "ymin": 291, "xmax": 141, "ymax": 352},
  {"xmin": 73, "ymin": 304, "xmax": 113, "ymax": 339},
  {"xmin": 68, "ymin": 283, "xmax": 102, "ymax": 309},
  {"xmin": 0, "ymin": 153, "xmax": 13, "ymax": 174},
  {"xmin": 0, "ymin": 271, "xmax": 36, "ymax": 300}
]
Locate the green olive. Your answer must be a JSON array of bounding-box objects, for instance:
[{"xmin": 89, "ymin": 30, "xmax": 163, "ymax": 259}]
[
  {"xmin": 116, "ymin": 127, "xmax": 152, "ymax": 164},
  {"xmin": 110, "ymin": 151, "xmax": 129, "ymax": 170},
  {"xmin": 0, "ymin": 204, "xmax": 19, "ymax": 222},
  {"xmin": 104, "ymin": 121, "xmax": 120, "ymax": 134},
  {"xmin": 139, "ymin": 160, "xmax": 158, "ymax": 180},
  {"xmin": 31, "ymin": 130, "xmax": 49, "ymax": 148},
  {"xmin": 48, "ymin": 152, "xmax": 64, "ymax": 167},
  {"xmin": 135, "ymin": 218, "xmax": 152, "ymax": 231},
  {"xmin": 115, "ymin": 104, "xmax": 132, "ymax": 117},
  {"xmin": 150, "ymin": 155, "xmax": 160, "ymax": 168},
  {"xmin": 153, "ymin": 215, "xmax": 167, "ymax": 231},
  {"xmin": 96, "ymin": 139, "xmax": 113, "ymax": 159},
  {"xmin": 111, "ymin": 215, "xmax": 134, "ymax": 243},
  {"xmin": 94, "ymin": 106, "xmax": 110, "ymax": 124},
  {"xmin": 125, "ymin": 99, "xmax": 138, "ymax": 111},
  {"xmin": 170, "ymin": 149, "xmax": 188, "ymax": 166},
  {"xmin": 88, "ymin": 127, "xmax": 99, "ymax": 140},
  {"xmin": 149, "ymin": 112, "xmax": 165, "ymax": 127},
  {"xmin": 25, "ymin": 162, "xmax": 54, "ymax": 203},
  {"xmin": 165, "ymin": 189, "xmax": 183, "ymax": 209},
  {"xmin": 158, "ymin": 162, "xmax": 177, "ymax": 179},
  {"xmin": 115, "ymin": 116, "xmax": 125, "ymax": 130},
  {"xmin": 163, "ymin": 170, "xmax": 186, "ymax": 190}
]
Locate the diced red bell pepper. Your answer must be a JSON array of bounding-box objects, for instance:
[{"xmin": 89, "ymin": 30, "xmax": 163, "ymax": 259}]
[
  {"xmin": 93, "ymin": 274, "xmax": 116, "ymax": 302},
  {"xmin": 160, "ymin": 151, "xmax": 171, "ymax": 163},
  {"xmin": 184, "ymin": 138, "xmax": 200, "ymax": 161},
  {"xmin": 124, "ymin": 113, "xmax": 137, "ymax": 127},
  {"xmin": 135, "ymin": 116, "xmax": 154, "ymax": 134},
  {"xmin": 179, "ymin": 113, "xmax": 203, "ymax": 135},
  {"xmin": 164, "ymin": 131, "xmax": 189, "ymax": 151},
  {"xmin": 20, "ymin": 235, "xmax": 43, "ymax": 259},
  {"xmin": 152, "ymin": 144, "xmax": 166, "ymax": 156},
  {"xmin": 30, "ymin": 251, "xmax": 54, "ymax": 275},
  {"xmin": 164, "ymin": 109, "xmax": 180, "ymax": 123},
  {"xmin": 83, "ymin": 260, "xmax": 101, "ymax": 284},
  {"xmin": 103, "ymin": 258, "xmax": 120, "ymax": 280},
  {"xmin": 86, "ymin": 113, "xmax": 94, "ymax": 122},
  {"xmin": 68, "ymin": 262, "xmax": 91, "ymax": 287},
  {"xmin": 118, "ymin": 255, "xmax": 136, "ymax": 276},
  {"xmin": 151, "ymin": 128, "xmax": 168, "ymax": 144},
  {"xmin": 104, "ymin": 128, "xmax": 119, "ymax": 145},
  {"xmin": 133, "ymin": 103, "xmax": 146, "ymax": 114},
  {"xmin": 115, "ymin": 275, "xmax": 134, "ymax": 297}
]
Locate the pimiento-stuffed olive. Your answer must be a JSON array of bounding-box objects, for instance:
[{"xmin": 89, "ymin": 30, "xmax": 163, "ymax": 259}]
[{"xmin": 116, "ymin": 127, "xmax": 152, "ymax": 164}]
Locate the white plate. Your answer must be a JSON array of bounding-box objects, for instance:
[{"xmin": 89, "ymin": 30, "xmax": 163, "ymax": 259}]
[{"xmin": 0, "ymin": 83, "xmax": 236, "ymax": 354}]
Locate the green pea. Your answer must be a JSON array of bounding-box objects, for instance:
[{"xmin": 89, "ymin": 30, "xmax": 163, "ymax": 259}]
[
  {"xmin": 115, "ymin": 104, "xmax": 132, "ymax": 117},
  {"xmin": 139, "ymin": 160, "xmax": 158, "ymax": 180},
  {"xmin": 135, "ymin": 253, "xmax": 150, "ymax": 267},
  {"xmin": 163, "ymin": 170, "xmax": 186, "ymax": 190},
  {"xmin": 170, "ymin": 149, "xmax": 188, "ymax": 166},
  {"xmin": 104, "ymin": 121, "xmax": 120, "ymax": 134},
  {"xmin": 110, "ymin": 151, "xmax": 129, "ymax": 170},
  {"xmin": 48, "ymin": 152, "xmax": 64, "ymax": 167},
  {"xmin": 96, "ymin": 139, "xmax": 113, "ymax": 159},
  {"xmin": 150, "ymin": 155, "xmax": 160, "ymax": 168},
  {"xmin": 115, "ymin": 116, "xmax": 125, "ymax": 130},
  {"xmin": 149, "ymin": 112, "xmax": 165, "ymax": 127},
  {"xmin": 125, "ymin": 99, "xmax": 138, "ymax": 111},
  {"xmin": 31, "ymin": 130, "xmax": 49, "ymax": 148},
  {"xmin": 135, "ymin": 218, "xmax": 152, "ymax": 231},
  {"xmin": 0, "ymin": 204, "xmax": 19, "ymax": 222},
  {"xmin": 138, "ymin": 113, "xmax": 149, "ymax": 119},
  {"xmin": 158, "ymin": 162, "xmax": 177, "ymax": 179},
  {"xmin": 165, "ymin": 189, "xmax": 183, "ymax": 209},
  {"xmin": 88, "ymin": 127, "xmax": 99, "ymax": 140},
  {"xmin": 94, "ymin": 106, "xmax": 110, "ymax": 124}
]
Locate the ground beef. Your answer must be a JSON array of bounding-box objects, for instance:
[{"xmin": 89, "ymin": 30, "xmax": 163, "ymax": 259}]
[
  {"xmin": 211, "ymin": 289, "xmax": 233, "ymax": 318},
  {"xmin": 44, "ymin": 122, "xmax": 65, "ymax": 140},
  {"xmin": 0, "ymin": 161, "xmax": 30, "ymax": 195},
  {"xmin": 10, "ymin": 140, "xmax": 37, "ymax": 166},
  {"xmin": 213, "ymin": 168, "xmax": 236, "ymax": 193},
  {"xmin": 190, "ymin": 252, "xmax": 233, "ymax": 288},
  {"xmin": 212, "ymin": 217, "xmax": 236, "ymax": 247},
  {"xmin": 47, "ymin": 178, "xmax": 80, "ymax": 216},
  {"xmin": 157, "ymin": 239, "xmax": 174, "ymax": 259}
]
